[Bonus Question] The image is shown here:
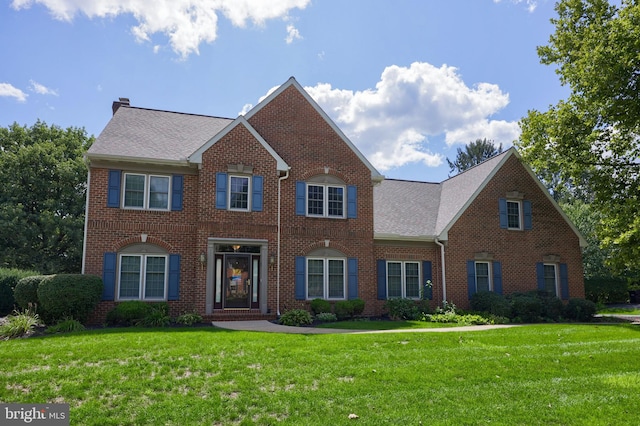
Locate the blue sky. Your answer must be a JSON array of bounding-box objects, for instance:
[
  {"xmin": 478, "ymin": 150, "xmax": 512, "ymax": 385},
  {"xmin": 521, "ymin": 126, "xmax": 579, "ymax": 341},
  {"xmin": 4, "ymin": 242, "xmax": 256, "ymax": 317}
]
[{"xmin": 1, "ymin": 0, "xmax": 567, "ymax": 182}]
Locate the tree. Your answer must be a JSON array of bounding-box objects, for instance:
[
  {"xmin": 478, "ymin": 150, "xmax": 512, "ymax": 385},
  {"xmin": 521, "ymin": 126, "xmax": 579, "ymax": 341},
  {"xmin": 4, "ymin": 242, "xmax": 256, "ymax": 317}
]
[
  {"xmin": 447, "ymin": 138, "xmax": 503, "ymax": 175},
  {"xmin": 0, "ymin": 121, "xmax": 93, "ymax": 274},
  {"xmin": 516, "ymin": 0, "xmax": 640, "ymax": 276}
]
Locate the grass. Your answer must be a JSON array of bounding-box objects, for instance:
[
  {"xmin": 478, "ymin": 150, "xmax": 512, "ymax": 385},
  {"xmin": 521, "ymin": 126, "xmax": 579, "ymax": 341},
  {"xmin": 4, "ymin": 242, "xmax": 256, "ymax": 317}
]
[
  {"xmin": 598, "ymin": 307, "xmax": 640, "ymax": 315},
  {"xmin": 1, "ymin": 324, "xmax": 639, "ymax": 425},
  {"xmin": 317, "ymin": 319, "xmax": 460, "ymax": 330}
]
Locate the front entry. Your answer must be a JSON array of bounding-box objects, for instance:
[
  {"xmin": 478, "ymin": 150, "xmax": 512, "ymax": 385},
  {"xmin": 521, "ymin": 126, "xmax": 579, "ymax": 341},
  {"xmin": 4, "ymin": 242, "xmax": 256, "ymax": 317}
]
[{"xmin": 213, "ymin": 244, "xmax": 261, "ymax": 310}]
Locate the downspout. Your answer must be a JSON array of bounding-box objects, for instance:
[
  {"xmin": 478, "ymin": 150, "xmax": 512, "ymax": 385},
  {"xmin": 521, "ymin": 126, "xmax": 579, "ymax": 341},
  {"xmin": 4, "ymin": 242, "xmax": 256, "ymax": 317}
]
[
  {"xmin": 276, "ymin": 168, "xmax": 290, "ymax": 316},
  {"xmin": 81, "ymin": 168, "xmax": 91, "ymax": 274},
  {"xmin": 435, "ymin": 238, "xmax": 447, "ymax": 303}
]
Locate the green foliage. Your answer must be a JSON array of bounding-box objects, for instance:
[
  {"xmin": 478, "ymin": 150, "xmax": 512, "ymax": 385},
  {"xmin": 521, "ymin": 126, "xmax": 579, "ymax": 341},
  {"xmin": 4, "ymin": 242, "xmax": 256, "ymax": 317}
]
[
  {"xmin": 175, "ymin": 312, "xmax": 203, "ymax": 326},
  {"xmin": 14, "ymin": 275, "xmax": 48, "ymax": 310},
  {"xmin": 585, "ymin": 277, "xmax": 629, "ymax": 304},
  {"xmin": 279, "ymin": 309, "xmax": 313, "ymax": 327},
  {"xmin": 141, "ymin": 309, "xmax": 171, "ymax": 328},
  {"xmin": 508, "ymin": 293, "xmax": 543, "ymax": 323},
  {"xmin": 334, "ymin": 300, "xmax": 353, "ymax": 320},
  {"xmin": 564, "ymin": 298, "xmax": 597, "ymax": 322},
  {"xmin": 46, "ymin": 317, "xmax": 85, "ymax": 334},
  {"xmin": 315, "ymin": 312, "xmax": 338, "ymax": 322},
  {"xmin": 446, "ymin": 138, "xmax": 503, "ymax": 176},
  {"xmin": 517, "ymin": 0, "xmax": 640, "ymax": 276},
  {"xmin": 37, "ymin": 274, "xmax": 103, "ymax": 324},
  {"xmin": 470, "ymin": 291, "xmax": 512, "ymax": 317},
  {"xmin": 0, "ymin": 121, "xmax": 93, "ymax": 274},
  {"xmin": 310, "ymin": 298, "xmax": 331, "ymax": 315},
  {"xmin": 426, "ymin": 312, "xmax": 493, "ymax": 325},
  {"xmin": 0, "ymin": 309, "xmax": 41, "ymax": 339},
  {"xmin": 106, "ymin": 301, "xmax": 152, "ymax": 326},
  {"xmin": 0, "ymin": 268, "xmax": 39, "ymax": 316},
  {"xmin": 384, "ymin": 298, "xmax": 422, "ymax": 321},
  {"xmin": 350, "ymin": 298, "xmax": 365, "ymax": 316}
]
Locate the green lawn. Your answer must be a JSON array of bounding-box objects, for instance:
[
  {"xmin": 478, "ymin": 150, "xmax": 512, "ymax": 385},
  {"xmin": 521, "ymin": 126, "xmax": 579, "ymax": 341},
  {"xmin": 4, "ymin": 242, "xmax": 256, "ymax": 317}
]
[
  {"xmin": 598, "ymin": 307, "xmax": 640, "ymax": 315},
  {"xmin": 1, "ymin": 324, "xmax": 639, "ymax": 425},
  {"xmin": 317, "ymin": 319, "xmax": 461, "ymax": 330}
]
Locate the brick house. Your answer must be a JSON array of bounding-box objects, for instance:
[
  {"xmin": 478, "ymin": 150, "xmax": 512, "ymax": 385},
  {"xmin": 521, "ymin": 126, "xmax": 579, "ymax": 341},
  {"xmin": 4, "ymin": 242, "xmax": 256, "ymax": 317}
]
[{"xmin": 83, "ymin": 77, "xmax": 586, "ymax": 322}]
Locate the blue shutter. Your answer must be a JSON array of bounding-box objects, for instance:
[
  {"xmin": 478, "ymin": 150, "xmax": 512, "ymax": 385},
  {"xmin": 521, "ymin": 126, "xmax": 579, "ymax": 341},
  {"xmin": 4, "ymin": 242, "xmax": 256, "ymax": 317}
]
[
  {"xmin": 559, "ymin": 263, "xmax": 569, "ymax": 300},
  {"xmin": 348, "ymin": 258, "xmax": 358, "ymax": 300},
  {"xmin": 215, "ymin": 172, "xmax": 227, "ymax": 209},
  {"xmin": 377, "ymin": 259, "xmax": 387, "ymax": 300},
  {"xmin": 171, "ymin": 175, "xmax": 184, "ymax": 211},
  {"xmin": 168, "ymin": 254, "xmax": 181, "ymax": 301},
  {"xmin": 107, "ymin": 170, "xmax": 121, "ymax": 208},
  {"xmin": 536, "ymin": 262, "xmax": 545, "ymax": 291},
  {"xmin": 295, "ymin": 256, "xmax": 306, "ymax": 300},
  {"xmin": 252, "ymin": 175, "xmax": 264, "ymax": 212},
  {"xmin": 493, "ymin": 261, "xmax": 503, "ymax": 295},
  {"xmin": 467, "ymin": 260, "xmax": 476, "ymax": 300},
  {"xmin": 422, "ymin": 261, "xmax": 433, "ymax": 300},
  {"xmin": 347, "ymin": 185, "xmax": 357, "ymax": 219},
  {"xmin": 523, "ymin": 200, "xmax": 532, "ymax": 230},
  {"xmin": 102, "ymin": 252, "xmax": 116, "ymax": 301},
  {"xmin": 295, "ymin": 181, "xmax": 306, "ymax": 215},
  {"xmin": 498, "ymin": 198, "xmax": 508, "ymax": 228}
]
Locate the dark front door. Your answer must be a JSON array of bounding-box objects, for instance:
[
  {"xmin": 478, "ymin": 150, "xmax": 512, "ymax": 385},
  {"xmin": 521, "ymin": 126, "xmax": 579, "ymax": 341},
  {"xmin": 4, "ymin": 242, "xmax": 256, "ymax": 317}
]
[{"xmin": 224, "ymin": 254, "xmax": 251, "ymax": 308}]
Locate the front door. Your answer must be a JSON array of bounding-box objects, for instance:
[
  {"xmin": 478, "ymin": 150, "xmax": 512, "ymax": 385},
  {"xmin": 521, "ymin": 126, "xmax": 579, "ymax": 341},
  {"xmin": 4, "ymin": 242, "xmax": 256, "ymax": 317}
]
[{"xmin": 224, "ymin": 254, "xmax": 251, "ymax": 308}]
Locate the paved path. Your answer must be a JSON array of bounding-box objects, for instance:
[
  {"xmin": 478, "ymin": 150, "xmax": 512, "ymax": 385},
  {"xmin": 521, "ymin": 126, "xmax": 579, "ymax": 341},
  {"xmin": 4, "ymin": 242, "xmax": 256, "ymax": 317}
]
[{"xmin": 211, "ymin": 320, "xmax": 520, "ymax": 334}]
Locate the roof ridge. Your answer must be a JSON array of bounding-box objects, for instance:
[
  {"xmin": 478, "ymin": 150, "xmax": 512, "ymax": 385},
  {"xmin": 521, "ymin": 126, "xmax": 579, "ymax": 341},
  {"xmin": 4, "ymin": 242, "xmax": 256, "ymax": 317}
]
[
  {"xmin": 121, "ymin": 105, "xmax": 233, "ymax": 121},
  {"xmin": 441, "ymin": 147, "xmax": 513, "ymax": 183}
]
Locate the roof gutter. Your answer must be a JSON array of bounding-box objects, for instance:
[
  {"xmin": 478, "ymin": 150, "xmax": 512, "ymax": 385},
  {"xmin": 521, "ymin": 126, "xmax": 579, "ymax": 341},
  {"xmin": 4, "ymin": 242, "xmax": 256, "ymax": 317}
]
[
  {"xmin": 81, "ymin": 169, "xmax": 90, "ymax": 274},
  {"xmin": 435, "ymin": 238, "xmax": 447, "ymax": 304},
  {"xmin": 276, "ymin": 168, "xmax": 290, "ymax": 316}
]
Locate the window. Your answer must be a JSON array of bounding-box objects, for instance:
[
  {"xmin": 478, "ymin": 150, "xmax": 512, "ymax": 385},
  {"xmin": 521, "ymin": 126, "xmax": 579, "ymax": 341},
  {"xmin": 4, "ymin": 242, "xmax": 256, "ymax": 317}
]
[
  {"xmin": 507, "ymin": 201, "xmax": 521, "ymax": 229},
  {"xmin": 499, "ymin": 198, "xmax": 532, "ymax": 230},
  {"xmin": 118, "ymin": 254, "xmax": 168, "ymax": 300},
  {"xmin": 387, "ymin": 261, "xmax": 420, "ymax": 299},
  {"xmin": 475, "ymin": 262, "xmax": 491, "ymax": 292},
  {"xmin": 306, "ymin": 258, "xmax": 345, "ymax": 299},
  {"xmin": 229, "ymin": 176, "xmax": 250, "ymax": 211},
  {"xmin": 307, "ymin": 184, "xmax": 344, "ymax": 218},
  {"xmin": 543, "ymin": 263, "xmax": 558, "ymax": 296},
  {"xmin": 123, "ymin": 173, "xmax": 170, "ymax": 210}
]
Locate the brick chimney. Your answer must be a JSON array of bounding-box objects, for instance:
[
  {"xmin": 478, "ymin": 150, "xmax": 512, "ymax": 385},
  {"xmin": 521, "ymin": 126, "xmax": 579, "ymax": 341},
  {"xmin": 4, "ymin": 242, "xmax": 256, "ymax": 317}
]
[{"xmin": 112, "ymin": 97, "xmax": 130, "ymax": 115}]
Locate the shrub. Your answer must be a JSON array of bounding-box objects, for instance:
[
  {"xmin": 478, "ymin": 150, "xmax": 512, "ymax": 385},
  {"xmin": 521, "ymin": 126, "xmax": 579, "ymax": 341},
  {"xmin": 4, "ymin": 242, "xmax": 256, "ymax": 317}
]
[
  {"xmin": 470, "ymin": 291, "xmax": 512, "ymax": 317},
  {"xmin": 310, "ymin": 298, "xmax": 331, "ymax": 315},
  {"xmin": 46, "ymin": 317, "xmax": 85, "ymax": 334},
  {"xmin": 141, "ymin": 309, "xmax": 171, "ymax": 327},
  {"xmin": 316, "ymin": 312, "xmax": 338, "ymax": 322},
  {"xmin": 532, "ymin": 291, "xmax": 564, "ymax": 321},
  {"xmin": 564, "ymin": 298, "xmax": 597, "ymax": 322},
  {"xmin": 106, "ymin": 301, "xmax": 152, "ymax": 326},
  {"xmin": 384, "ymin": 298, "xmax": 421, "ymax": 320},
  {"xmin": 0, "ymin": 268, "xmax": 38, "ymax": 316},
  {"xmin": 0, "ymin": 309, "xmax": 41, "ymax": 339},
  {"xmin": 509, "ymin": 293, "xmax": 543, "ymax": 323},
  {"xmin": 176, "ymin": 312, "xmax": 203, "ymax": 326},
  {"xmin": 350, "ymin": 298, "xmax": 366, "ymax": 316},
  {"xmin": 584, "ymin": 277, "xmax": 628, "ymax": 304},
  {"xmin": 334, "ymin": 300, "xmax": 354, "ymax": 320},
  {"xmin": 37, "ymin": 274, "xmax": 103, "ymax": 324},
  {"xmin": 279, "ymin": 309, "xmax": 313, "ymax": 326},
  {"xmin": 14, "ymin": 275, "xmax": 48, "ymax": 310}
]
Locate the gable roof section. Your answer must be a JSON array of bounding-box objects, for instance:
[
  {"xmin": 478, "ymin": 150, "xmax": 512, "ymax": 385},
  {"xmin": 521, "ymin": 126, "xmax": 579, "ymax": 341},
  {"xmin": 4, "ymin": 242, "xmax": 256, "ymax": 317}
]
[
  {"xmin": 87, "ymin": 106, "xmax": 232, "ymax": 165},
  {"xmin": 188, "ymin": 116, "xmax": 289, "ymax": 172},
  {"xmin": 243, "ymin": 77, "xmax": 384, "ymax": 182}
]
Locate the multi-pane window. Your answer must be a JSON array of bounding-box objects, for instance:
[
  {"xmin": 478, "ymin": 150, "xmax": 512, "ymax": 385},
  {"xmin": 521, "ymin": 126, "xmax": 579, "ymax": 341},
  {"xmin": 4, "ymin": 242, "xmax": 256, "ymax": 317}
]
[
  {"xmin": 123, "ymin": 173, "xmax": 170, "ymax": 210},
  {"xmin": 118, "ymin": 254, "xmax": 167, "ymax": 300},
  {"xmin": 543, "ymin": 264, "xmax": 558, "ymax": 296},
  {"xmin": 307, "ymin": 184, "xmax": 345, "ymax": 218},
  {"xmin": 306, "ymin": 258, "xmax": 345, "ymax": 299},
  {"xmin": 507, "ymin": 201, "xmax": 521, "ymax": 229},
  {"xmin": 475, "ymin": 262, "xmax": 491, "ymax": 292},
  {"xmin": 229, "ymin": 176, "xmax": 250, "ymax": 210},
  {"xmin": 387, "ymin": 261, "xmax": 420, "ymax": 299}
]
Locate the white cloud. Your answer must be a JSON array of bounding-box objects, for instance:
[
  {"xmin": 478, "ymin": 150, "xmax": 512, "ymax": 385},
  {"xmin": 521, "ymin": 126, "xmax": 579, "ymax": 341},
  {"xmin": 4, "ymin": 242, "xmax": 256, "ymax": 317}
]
[
  {"xmin": 493, "ymin": 0, "xmax": 538, "ymax": 13},
  {"xmin": 11, "ymin": 0, "xmax": 311, "ymax": 58},
  {"xmin": 29, "ymin": 80, "xmax": 58, "ymax": 96},
  {"xmin": 285, "ymin": 24, "xmax": 302, "ymax": 44},
  {"xmin": 0, "ymin": 83, "xmax": 28, "ymax": 102},
  {"xmin": 302, "ymin": 62, "xmax": 521, "ymax": 172}
]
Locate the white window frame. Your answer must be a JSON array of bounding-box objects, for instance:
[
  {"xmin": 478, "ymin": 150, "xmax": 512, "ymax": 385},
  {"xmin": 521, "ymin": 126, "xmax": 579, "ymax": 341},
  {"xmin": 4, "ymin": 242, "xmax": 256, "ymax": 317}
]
[
  {"xmin": 306, "ymin": 257, "xmax": 346, "ymax": 300},
  {"xmin": 475, "ymin": 261, "xmax": 492, "ymax": 293},
  {"xmin": 122, "ymin": 173, "xmax": 171, "ymax": 211},
  {"xmin": 306, "ymin": 184, "xmax": 345, "ymax": 219},
  {"xmin": 228, "ymin": 175, "xmax": 251, "ymax": 212},
  {"xmin": 543, "ymin": 263, "xmax": 559, "ymax": 297},
  {"xmin": 386, "ymin": 261, "xmax": 421, "ymax": 299},
  {"xmin": 117, "ymin": 254, "xmax": 168, "ymax": 301},
  {"xmin": 506, "ymin": 200, "xmax": 522, "ymax": 230}
]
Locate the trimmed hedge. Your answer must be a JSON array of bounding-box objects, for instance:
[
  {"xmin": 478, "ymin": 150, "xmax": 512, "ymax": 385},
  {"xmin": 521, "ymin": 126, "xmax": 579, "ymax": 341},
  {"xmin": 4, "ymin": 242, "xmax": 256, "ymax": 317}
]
[
  {"xmin": 106, "ymin": 301, "xmax": 152, "ymax": 326},
  {"xmin": 14, "ymin": 275, "xmax": 48, "ymax": 310},
  {"xmin": 585, "ymin": 277, "xmax": 628, "ymax": 304},
  {"xmin": 37, "ymin": 274, "xmax": 103, "ymax": 324},
  {"xmin": 0, "ymin": 268, "xmax": 39, "ymax": 316},
  {"xmin": 310, "ymin": 298, "xmax": 331, "ymax": 315},
  {"xmin": 470, "ymin": 291, "xmax": 512, "ymax": 317}
]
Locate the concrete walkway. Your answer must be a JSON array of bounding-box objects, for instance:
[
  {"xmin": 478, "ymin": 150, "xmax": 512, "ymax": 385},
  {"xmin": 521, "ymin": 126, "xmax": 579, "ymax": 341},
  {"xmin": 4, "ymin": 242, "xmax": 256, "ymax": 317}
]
[{"xmin": 211, "ymin": 320, "xmax": 520, "ymax": 334}]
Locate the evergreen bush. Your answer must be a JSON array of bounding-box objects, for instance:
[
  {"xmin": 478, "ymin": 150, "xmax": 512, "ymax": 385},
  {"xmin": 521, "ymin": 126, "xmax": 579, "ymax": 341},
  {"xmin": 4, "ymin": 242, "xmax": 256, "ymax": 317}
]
[{"xmin": 37, "ymin": 274, "xmax": 103, "ymax": 324}]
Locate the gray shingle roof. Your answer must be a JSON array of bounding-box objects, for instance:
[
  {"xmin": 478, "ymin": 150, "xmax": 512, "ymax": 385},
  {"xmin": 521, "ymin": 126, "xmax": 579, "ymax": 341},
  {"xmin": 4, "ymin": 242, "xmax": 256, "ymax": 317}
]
[{"xmin": 87, "ymin": 106, "xmax": 233, "ymax": 163}]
